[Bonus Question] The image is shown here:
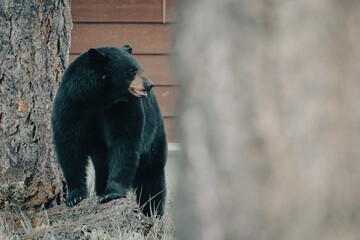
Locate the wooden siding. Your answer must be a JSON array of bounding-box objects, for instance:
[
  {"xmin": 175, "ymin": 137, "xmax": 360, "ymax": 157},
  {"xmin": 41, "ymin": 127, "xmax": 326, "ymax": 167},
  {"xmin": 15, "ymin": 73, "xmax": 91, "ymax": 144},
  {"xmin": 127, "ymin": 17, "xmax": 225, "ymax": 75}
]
[
  {"xmin": 70, "ymin": 0, "xmax": 178, "ymax": 141},
  {"xmin": 152, "ymin": 86, "xmax": 179, "ymax": 117},
  {"xmin": 164, "ymin": 117, "xmax": 178, "ymax": 142},
  {"xmin": 71, "ymin": 0, "xmax": 177, "ymax": 23},
  {"xmin": 70, "ymin": 23, "xmax": 174, "ymax": 54}
]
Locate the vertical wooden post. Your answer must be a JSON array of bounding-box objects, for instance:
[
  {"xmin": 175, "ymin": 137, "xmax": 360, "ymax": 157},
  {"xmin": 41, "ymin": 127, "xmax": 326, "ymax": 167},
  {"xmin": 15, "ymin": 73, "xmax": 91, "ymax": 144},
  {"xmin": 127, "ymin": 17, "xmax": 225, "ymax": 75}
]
[{"xmin": 176, "ymin": 0, "xmax": 360, "ymax": 239}]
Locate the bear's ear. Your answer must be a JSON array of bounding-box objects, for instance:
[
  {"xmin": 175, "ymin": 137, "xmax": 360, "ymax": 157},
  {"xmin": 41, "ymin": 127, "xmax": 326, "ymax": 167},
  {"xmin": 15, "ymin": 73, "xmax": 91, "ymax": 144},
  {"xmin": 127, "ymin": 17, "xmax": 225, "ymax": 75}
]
[
  {"xmin": 88, "ymin": 48, "xmax": 107, "ymax": 63},
  {"xmin": 122, "ymin": 45, "xmax": 132, "ymax": 54}
]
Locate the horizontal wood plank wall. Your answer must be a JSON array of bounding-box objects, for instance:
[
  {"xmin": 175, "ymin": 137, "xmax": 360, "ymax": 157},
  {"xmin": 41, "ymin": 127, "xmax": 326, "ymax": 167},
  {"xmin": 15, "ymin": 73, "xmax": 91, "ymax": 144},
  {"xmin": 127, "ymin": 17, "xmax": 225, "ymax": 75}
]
[
  {"xmin": 70, "ymin": 0, "xmax": 178, "ymax": 142},
  {"xmin": 71, "ymin": 24, "xmax": 174, "ymax": 54},
  {"xmin": 71, "ymin": 0, "xmax": 176, "ymax": 23}
]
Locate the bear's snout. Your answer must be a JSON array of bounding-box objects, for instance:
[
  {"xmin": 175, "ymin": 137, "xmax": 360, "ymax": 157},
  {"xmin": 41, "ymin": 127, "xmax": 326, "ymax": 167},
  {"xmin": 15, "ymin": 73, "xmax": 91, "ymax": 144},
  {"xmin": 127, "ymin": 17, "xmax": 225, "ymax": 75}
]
[
  {"xmin": 144, "ymin": 80, "xmax": 155, "ymax": 91},
  {"xmin": 128, "ymin": 71, "xmax": 154, "ymax": 97},
  {"xmin": 140, "ymin": 72, "xmax": 155, "ymax": 91}
]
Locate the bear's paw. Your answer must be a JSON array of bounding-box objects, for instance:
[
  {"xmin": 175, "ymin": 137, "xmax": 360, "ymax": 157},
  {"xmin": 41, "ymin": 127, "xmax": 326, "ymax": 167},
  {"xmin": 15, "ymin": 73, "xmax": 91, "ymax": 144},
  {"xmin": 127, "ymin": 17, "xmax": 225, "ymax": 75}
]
[
  {"xmin": 66, "ymin": 188, "xmax": 87, "ymax": 207},
  {"xmin": 98, "ymin": 192, "xmax": 126, "ymax": 204}
]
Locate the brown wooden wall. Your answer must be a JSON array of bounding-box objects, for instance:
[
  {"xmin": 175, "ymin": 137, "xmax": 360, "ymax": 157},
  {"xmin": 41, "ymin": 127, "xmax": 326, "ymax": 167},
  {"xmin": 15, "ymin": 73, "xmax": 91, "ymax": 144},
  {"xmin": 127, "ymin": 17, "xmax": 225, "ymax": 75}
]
[{"xmin": 70, "ymin": 0, "xmax": 178, "ymax": 142}]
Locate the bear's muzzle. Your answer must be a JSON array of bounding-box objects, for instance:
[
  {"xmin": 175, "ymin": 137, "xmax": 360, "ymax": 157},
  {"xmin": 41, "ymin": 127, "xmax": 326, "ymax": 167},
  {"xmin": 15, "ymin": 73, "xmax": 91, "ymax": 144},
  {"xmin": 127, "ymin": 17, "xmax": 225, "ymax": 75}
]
[{"xmin": 128, "ymin": 71, "xmax": 154, "ymax": 98}]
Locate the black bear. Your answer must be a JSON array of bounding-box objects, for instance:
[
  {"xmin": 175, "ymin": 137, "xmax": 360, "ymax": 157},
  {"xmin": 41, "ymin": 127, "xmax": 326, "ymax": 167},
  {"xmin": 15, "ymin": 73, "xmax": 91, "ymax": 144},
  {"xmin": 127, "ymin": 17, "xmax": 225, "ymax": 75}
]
[{"xmin": 51, "ymin": 45, "xmax": 167, "ymax": 216}]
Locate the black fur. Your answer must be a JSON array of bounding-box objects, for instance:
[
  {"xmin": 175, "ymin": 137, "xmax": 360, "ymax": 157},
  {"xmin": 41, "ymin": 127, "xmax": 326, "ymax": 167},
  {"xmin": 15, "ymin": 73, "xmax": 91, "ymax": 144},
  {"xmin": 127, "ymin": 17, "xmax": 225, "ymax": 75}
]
[{"xmin": 51, "ymin": 46, "xmax": 167, "ymax": 216}]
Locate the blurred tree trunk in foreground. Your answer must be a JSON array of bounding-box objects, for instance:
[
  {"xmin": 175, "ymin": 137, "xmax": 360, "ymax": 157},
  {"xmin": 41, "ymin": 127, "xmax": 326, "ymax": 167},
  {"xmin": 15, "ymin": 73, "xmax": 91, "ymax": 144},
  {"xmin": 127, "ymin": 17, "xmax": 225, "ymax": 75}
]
[
  {"xmin": 175, "ymin": 0, "xmax": 360, "ymax": 239},
  {"xmin": 0, "ymin": 0, "xmax": 72, "ymax": 211}
]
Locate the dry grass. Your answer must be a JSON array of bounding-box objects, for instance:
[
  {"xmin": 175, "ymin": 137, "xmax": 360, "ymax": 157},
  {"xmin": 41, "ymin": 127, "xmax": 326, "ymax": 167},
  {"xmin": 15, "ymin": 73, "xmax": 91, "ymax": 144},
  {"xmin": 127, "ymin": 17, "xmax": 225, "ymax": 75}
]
[{"xmin": 0, "ymin": 158, "xmax": 176, "ymax": 239}]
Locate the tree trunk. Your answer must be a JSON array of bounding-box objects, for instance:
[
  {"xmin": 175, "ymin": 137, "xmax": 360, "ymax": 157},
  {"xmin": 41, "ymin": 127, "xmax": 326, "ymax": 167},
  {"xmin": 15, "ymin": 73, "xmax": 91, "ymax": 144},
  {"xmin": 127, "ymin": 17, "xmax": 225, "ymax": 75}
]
[
  {"xmin": 175, "ymin": 0, "xmax": 360, "ymax": 239},
  {"xmin": 0, "ymin": 0, "xmax": 72, "ymax": 211}
]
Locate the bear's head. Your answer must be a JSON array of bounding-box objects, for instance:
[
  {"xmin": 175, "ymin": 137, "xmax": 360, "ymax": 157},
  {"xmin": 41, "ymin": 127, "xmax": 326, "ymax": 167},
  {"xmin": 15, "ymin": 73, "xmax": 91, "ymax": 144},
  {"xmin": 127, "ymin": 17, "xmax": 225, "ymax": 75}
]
[{"xmin": 87, "ymin": 45, "xmax": 154, "ymax": 102}]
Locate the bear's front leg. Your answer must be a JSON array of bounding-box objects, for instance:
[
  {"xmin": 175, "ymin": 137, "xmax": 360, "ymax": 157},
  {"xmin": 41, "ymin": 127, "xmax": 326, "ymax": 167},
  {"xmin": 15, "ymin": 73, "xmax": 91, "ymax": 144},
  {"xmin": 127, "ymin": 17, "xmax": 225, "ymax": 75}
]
[
  {"xmin": 54, "ymin": 142, "xmax": 88, "ymax": 207},
  {"xmin": 98, "ymin": 141, "xmax": 140, "ymax": 203}
]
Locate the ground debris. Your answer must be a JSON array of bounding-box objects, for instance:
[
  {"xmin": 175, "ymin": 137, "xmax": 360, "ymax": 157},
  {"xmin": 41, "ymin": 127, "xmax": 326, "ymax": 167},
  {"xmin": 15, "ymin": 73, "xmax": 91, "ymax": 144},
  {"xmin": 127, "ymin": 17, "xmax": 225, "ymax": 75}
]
[{"xmin": 2, "ymin": 197, "xmax": 152, "ymax": 239}]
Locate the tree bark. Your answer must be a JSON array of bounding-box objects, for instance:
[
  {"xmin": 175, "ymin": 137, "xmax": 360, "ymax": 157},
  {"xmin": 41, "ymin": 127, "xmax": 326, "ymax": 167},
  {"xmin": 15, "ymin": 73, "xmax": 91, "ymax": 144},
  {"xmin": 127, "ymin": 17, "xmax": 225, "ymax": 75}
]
[
  {"xmin": 0, "ymin": 0, "xmax": 72, "ymax": 211},
  {"xmin": 175, "ymin": 0, "xmax": 360, "ymax": 239}
]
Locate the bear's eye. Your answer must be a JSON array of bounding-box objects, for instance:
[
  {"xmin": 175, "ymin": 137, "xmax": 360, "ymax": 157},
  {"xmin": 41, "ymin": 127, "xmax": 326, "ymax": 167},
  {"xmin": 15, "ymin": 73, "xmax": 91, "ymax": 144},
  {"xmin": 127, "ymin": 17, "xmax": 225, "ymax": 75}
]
[{"xmin": 129, "ymin": 66, "xmax": 138, "ymax": 75}]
